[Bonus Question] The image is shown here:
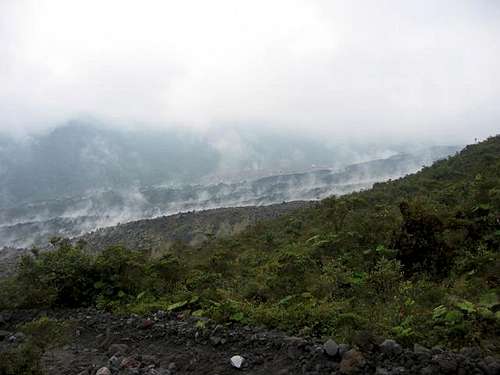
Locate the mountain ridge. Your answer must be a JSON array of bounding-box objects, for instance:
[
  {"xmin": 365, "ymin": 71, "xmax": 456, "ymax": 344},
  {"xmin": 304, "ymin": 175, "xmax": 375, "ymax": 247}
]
[{"xmin": 0, "ymin": 144, "xmax": 461, "ymax": 248}]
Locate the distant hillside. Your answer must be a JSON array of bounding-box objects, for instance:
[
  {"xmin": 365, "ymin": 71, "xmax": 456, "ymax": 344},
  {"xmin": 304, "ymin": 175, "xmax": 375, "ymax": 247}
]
[
  {"xmin": 0, "ymin": 123, "xmax": 219, "ymax": 207},
  {"xmin": 0, "ymin": 122, "xmax": 375, "ymax": 208},
  {"xmin": 78, "ymin": 201, "xmax": 313, "ymax": 254},
  {"xmin": 0, "ymin": 144, "xmax": 460, "ymax": 248},
  {"xmin": 1, "ymin": 135, "xmax": 499, "ymax": 356},
  {"xmin": 0, "ymin": 201, "xmax": 311, "ymax": 277}
]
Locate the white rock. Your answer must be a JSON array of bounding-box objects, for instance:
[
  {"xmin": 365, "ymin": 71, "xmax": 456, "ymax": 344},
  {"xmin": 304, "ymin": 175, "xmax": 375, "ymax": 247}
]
[
  {"xmin": 96, "ymin": 367, "xmax": 111, "ymax": 375},
  {"xmin": 230, "ymin": 355, "xmax": 245, "ymax": 369}
]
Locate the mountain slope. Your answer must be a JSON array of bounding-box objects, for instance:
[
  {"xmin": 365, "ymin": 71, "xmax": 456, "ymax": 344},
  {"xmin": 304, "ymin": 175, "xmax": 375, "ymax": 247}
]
[
  {"xmin": 0, "ymin": 145, "xmax": 460, "ymax": 248},
  {"xmin": 2, "ymin": 122, "xmax": 396, "ymax": 209},
  {"xmin": 1, "ymin": 136, "xmax": 499, "ymax": 358},
  {"xmin": 78, "ymin": 201, "xmax": 313, "ymax": 254}
]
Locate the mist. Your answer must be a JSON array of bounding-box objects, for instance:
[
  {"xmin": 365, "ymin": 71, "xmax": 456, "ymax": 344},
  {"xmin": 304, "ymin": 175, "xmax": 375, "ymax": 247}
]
[
  {"xmin": 1, "ymin": 0, "xmax": 499, "ymax": 142},
  {"xmin": 1, "ymin": 0, "xmax": 499, "ymax": 249}
]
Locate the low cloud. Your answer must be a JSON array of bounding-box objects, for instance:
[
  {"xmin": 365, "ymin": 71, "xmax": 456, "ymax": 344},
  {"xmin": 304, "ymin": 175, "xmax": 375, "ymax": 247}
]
[{"xmin": 0, "ymin": 0, "xmax": 499, "ymax": 142}]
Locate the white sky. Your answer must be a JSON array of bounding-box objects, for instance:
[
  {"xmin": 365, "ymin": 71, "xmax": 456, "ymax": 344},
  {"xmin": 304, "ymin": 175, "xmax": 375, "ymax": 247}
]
[{"xmin": 0, "ymin": 0, "xmax": 499, "ymax": 142}]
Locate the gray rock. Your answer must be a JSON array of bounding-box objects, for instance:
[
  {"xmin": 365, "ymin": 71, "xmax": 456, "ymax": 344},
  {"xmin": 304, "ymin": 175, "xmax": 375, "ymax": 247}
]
[
  {"xmin": 313, "ymin": 344, "xmax": 325, "ymax": 355},
  {"xmin": 431, "ymin": 345, "xmax": 444, "ymax": 355},
  {"xmin": 96, "ymin": 367, "xmax": 111, "ymax": 375},
  {"xmin": 211, "ymin": 324, "xmax": 223, "ymax": 336},
  {"xmin": 155, "ymin": 310, "xmax": 167, "ymax": 320},
  {"xmin": 459, "ymin": 346, "xmax": 481, "ymax": 359},
  {"xmin": 338, "ymin": 344, "xmax": 350, "ymax": 358},
  {"xmin": 108, "ymin": 343, "xmax": 129, "ymax": 355},
  {"xmin": 0, "ymin": 312, "xmax": 12, "ymax": 324},
  {"xmin": 479, "ymin": 356, "xmax": 500, "ymax": 375},
  {"xmin": 15, "ymin": 332, "xmax": 26, "ymax": 342},
  {"xmin": 121, "ymin": 356, "xmax": 141, "ymax": 369},
  {"xmin": 324, "ymin": 339, "xmax": 339, "ymax": 357},
  {"xmin": 414, "ymin": 343, "xmax": 431, "ymax": 354},
  {"xmin": 286, "ymin": 344, "xmax": 302, "ymax": 360},
  {"xmin": 108, "ymin": 355, "xmax": 120, "ymax": 370},
  {"xmin": 432, "ymin": 353, "xmax": 458, "ymax": 373},
  {"xmin": 210, "ymin": 336, "xmax": 222, "ymax": 345},
  {"xmin": 380, "ymin": 339, "xmax": 402, "ymax": 355},
  {"xmin": 375, "ymin": 367, "xmax": 390, "ymax": 375},
  {"xmin": 141, "ymin": 354, "xmax": 158, "ymax": 366}
]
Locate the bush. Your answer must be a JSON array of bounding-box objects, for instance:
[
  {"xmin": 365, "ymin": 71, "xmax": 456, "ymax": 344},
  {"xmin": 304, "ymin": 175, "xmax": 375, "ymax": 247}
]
[
  {"xmin": 13, "ymin": 243, "xmax": 95, "ymax": 308},
  {"xmin": 393, "ymin": 200, "xmax": 453, "ymax": 278},
  {"xmin": 0, "ymin": 343, "xmax": 44, "ymax": 375},
  {"xmin": 0, "ymin": 317, "xmax": 72, "ymax": 375}
]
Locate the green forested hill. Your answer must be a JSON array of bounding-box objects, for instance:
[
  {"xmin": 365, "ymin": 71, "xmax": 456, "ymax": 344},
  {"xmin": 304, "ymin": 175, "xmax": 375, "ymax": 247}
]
[{"xmin": 1, "ymin": 136, "xmax": 499, "ymax": 354}]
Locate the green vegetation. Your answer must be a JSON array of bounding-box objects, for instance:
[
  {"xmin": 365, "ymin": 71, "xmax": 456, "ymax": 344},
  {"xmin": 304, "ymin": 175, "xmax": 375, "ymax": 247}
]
[
  {"xmin": 1, "ymin": 136, "xmax": 499, "ymax": 354},
  {"xmin": 0, "ymin": 316, "xmax": 73, "ymax": 375}
]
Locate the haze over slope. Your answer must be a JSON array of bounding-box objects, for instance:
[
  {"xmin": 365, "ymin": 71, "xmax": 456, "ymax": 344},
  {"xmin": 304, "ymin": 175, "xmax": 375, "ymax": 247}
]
[
  {"xmin": 0, "ymin": 122, "xmax": 461, "ymax": 208},
  {"xmin": 0, "ymin": 122, "xmax": 460, "ymax": 248},
  {"xmin": 0, "ymin": 1, "xmax": 497, "ymax": 248}
]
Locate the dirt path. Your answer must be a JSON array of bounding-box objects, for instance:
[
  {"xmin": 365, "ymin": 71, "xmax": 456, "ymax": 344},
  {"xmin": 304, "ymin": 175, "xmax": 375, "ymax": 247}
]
[{"xmin": 1, "ymin": 309, "xmax": 499, "ymax": 375}]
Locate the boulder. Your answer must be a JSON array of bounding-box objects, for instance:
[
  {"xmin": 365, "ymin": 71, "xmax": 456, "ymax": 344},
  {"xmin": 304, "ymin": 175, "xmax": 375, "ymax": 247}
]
[
  {"xmin": 380, "ymin": 339, "xmax": 402, "ymax": 355},
  {"xmin": 108, "ymin": 355, "xmax": 120, "ymax": 370},
  {"xmin": 340, "ymin": 349, "xmax": 366, "ymax": 374},
  {"xmin": 432, "ymin": 353, "xmax": 458, "ymax": 374},
  {"xmin": 338, "ymin": 344, "xmax": 350, "ymax": 358},
  {"xmin": 478, "ymin": 356, "xmax": 500, "ymax": 375},
  {"xmin": 324, "ymin": 339, "xmax": 339, "ymax": 357}
]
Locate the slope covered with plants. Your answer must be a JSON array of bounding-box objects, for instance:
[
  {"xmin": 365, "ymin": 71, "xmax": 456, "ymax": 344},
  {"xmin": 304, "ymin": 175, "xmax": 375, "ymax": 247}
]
[{"xmin": 1, "ymin": 136, "xmax": 499, "ymax": 354}]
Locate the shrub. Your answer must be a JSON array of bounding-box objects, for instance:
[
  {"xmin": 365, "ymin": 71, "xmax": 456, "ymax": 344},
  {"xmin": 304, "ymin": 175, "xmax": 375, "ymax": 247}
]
[
  {"xmin": 0, "ymin": 343, "xmax": 44, "ymax": 375},
  {"xmin": 393, "ymin": 200, "xmax": 452, "ymax": 278},
  {"xmin": 0, "ymin": 317, "xmax": 73, "ymax": 375},
  {"xmin": 14, "ymin": 244, "xmax": 94, "ymax": 307}
]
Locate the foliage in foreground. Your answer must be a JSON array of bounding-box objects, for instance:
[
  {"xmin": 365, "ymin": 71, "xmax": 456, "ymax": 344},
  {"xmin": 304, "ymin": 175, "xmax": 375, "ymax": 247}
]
[
  {"xmin": 0, "ymin": 316, "xmax": 72, "ymax": 375},
  {"xmin": 1, "ymin": 136, "xmax": 499, "ymax": 354}
]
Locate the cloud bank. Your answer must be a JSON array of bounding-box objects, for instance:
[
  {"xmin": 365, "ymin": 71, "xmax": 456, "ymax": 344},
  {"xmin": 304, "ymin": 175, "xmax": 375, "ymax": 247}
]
[{"xmin": 0, "ymin": 0, "xmax": 499, "ymax": 141}]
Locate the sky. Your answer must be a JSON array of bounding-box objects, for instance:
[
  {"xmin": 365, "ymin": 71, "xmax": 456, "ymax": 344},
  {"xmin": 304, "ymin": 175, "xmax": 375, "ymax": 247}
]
[{"xmin": 0, "ymin": 0, "xmax": 499, "ymax": 142}]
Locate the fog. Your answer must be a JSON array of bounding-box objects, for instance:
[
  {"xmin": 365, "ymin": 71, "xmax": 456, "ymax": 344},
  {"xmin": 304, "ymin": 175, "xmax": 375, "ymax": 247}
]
[
  {"xmin": 0, "ymin": 143, "xmax": 461, "ymax": 248},
  {"xmin": 1, "ymin": 0, "xmax": 499, "ymax": 142},
  {"xmin": 0, "ymin": 0, "xmax": 499, "ymax": 249}
]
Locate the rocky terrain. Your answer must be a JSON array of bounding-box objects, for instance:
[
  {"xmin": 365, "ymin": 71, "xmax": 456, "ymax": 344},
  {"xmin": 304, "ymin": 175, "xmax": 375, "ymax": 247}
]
[
  {"xmin": 1, "ymin": 138, "xmax": 499, "ymax": 374},
  {"xmin": 1, "ymin": 309, "xmax": 499, "ymax": 375},
  {"xmin": 78, "ymin": 201, "xmax": 313, "ymax": 254},
  {"xmin": 0, "ymin": 201, "xmax": 311, "ymax": 277}
]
